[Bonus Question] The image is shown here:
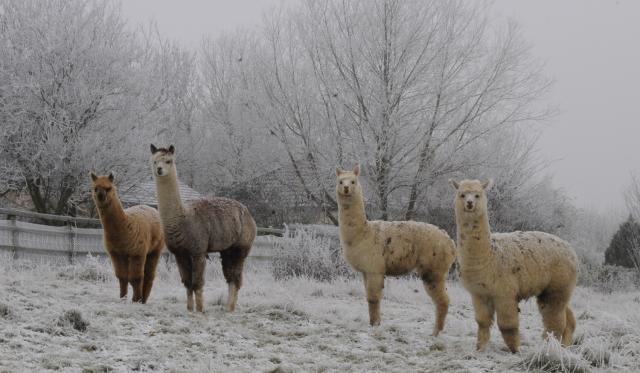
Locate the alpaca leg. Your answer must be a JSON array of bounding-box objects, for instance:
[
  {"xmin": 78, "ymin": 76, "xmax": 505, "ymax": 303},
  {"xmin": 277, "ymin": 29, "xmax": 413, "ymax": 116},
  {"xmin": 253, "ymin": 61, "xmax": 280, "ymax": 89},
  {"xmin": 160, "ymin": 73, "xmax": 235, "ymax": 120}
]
[
  {"xmin": 191, "ymin": 254, "xmax": 207, "ymax": 313},
  {"xmin": 471, "ymin": 294, "xmax": 494, "ymax": 352},
  {"xmin": 111, "ymin": 254, "xmax": 129, "ymax": 299},
  {"xmin": 128, "ymin": 255, "xmax": 146, "ymax": 303},
  {"xmin": 563, "ymin": 306, "xmax": 576, "ymax": 345},
  {"xmin": 364, "ymin": 272, "xmax": 384, "ymax": 326},
  {"xmin": 495, "ymin": 297, "xmax": 521, "ymax": 353},
  {"xmin": 220, "ymin": 248, "xmax": 247, "ymax": 312},
  {"xmin": 174, "ymin": 254, "xmax": 194, "ymax": 311},
  {"xmin": 142, "ymin": 249, "xmax": 162, "ymax": 304},
  {"xmin": 537, "ymin": 292, "xmax": 568, "ymax": 343},
  {"xmin": 422, "ymin": 272, "xmax": 449, "ymax": 336}
]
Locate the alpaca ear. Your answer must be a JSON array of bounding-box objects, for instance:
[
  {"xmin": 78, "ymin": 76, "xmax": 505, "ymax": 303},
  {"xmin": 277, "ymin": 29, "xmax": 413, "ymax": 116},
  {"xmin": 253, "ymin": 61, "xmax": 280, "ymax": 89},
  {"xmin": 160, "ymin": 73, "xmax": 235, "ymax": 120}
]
[
  {"xmin": 482, "ymin": 179, "xmax": 494, "ymax": 190},
  {"xmin": 449, "ymin": 179, "xmax": 460, "ymax": 190},
  {"xmin": 108, "ymin": 172, "xmax": 115, "ymax": 182},
  {"xmin": 353, "ymin": 163, "xmax": 360, "ymax": 176},
  {"xmin": 168, "ymin": 145, "xmax": 175, "ymax": 154},
  {"xmin": 90, "ymin": 172, "xmax": 98, "ymax": 182},
  {"xmin": 150, "ymin": 144, "xmax": 158, "ymax": 154},
  {"xmin": 336, "ymin": 166, "xmax": 343, "ymax": 176}
]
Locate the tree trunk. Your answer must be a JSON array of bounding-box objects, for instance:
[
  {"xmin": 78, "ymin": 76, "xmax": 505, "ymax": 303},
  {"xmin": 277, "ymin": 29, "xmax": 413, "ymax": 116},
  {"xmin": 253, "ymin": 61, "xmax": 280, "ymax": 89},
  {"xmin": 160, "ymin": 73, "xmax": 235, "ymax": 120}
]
[{"xmin": 25, "ymin": 177, "xmax": 47, "ymax": 213}]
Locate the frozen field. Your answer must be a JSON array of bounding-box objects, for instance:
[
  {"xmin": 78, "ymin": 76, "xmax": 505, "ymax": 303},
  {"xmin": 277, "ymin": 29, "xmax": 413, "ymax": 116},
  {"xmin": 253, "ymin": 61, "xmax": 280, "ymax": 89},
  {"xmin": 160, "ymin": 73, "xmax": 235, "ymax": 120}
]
[{"xmin": 1, "ymin": 254, "xmax": 639, "ymax": 373}]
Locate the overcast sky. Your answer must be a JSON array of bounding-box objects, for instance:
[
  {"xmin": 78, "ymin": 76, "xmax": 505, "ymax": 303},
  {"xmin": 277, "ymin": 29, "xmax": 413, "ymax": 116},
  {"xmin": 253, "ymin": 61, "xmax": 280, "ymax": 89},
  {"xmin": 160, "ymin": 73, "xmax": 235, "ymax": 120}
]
[{"xmin": 122, "ymin": 0, "xmax": 640, "ymax": 212}]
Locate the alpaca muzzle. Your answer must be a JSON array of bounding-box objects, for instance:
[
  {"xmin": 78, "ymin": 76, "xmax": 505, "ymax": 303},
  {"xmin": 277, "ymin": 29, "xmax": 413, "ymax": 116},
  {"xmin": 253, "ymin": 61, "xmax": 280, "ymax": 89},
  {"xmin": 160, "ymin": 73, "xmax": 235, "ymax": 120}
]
[
  {"xmin": 156, "ymin": 167, "xmax": 163, "ymax": 176},
  {"xmin": 96, "ymin": 190, "xmax": 106, "ymax": 201}
]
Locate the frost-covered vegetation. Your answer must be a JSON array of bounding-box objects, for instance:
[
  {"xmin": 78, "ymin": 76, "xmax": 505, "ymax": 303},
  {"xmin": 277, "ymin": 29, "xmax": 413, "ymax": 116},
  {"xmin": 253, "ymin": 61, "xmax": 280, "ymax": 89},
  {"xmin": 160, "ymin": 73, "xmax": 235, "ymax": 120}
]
[
  {"xmin": 1, "ymin": 243, "xmax": 639, "ymax": 372},
  {"xmin": 271, "ymin": 226, "xmax": 354, "ymax": 282}
]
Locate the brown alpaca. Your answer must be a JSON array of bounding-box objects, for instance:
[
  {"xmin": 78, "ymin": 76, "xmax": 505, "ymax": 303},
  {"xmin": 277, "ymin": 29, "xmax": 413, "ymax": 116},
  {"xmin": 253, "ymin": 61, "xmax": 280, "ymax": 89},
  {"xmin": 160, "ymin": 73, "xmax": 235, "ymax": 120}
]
[
  {"xmin": 90, "ymin": 172, "xmax": 165, "ymax": 303},
  {"xmin": 150, "ymin": 144, "xmax": 256, "ymax": 313},
  {"xmin": 450, "ymin": 179, "xmax": 578, "ymax": 353},
  {"xmin": 336, "ymin": 165, "xmax": 456, "ymax": 335}
]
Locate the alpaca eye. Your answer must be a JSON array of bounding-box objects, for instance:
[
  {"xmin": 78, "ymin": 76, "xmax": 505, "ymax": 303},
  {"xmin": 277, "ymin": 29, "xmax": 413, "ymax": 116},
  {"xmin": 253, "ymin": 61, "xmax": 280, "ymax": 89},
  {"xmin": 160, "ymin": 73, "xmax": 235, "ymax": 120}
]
[
  {"xmin": 166, "ymin": 160, "xmax": 172, "ymax": 164},
  {"xmin": 351, "ymin": 181, "xmax": 355, "ymax": 184},
  {"xmin": 105, "ymin": 188, "xmax": 111, "ymax": 192},
  {"xmin": 475, "ymin": 194, "xmax": 479, "ymax": 198},
  {"xmin": 339, "ymin": 181, "xmax": 343, "ymax": 185},
  {"xmin": 460, "ymin": 194, "xmax": 465, "ymax": 198}
]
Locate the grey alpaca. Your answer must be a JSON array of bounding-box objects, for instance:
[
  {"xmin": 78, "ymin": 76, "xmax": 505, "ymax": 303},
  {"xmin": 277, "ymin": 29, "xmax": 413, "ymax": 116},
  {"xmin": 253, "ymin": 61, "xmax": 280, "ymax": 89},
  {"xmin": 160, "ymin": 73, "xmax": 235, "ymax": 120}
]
[{"xmin": 150, "ymin": 144, "xmax": 256, "ymax": 312}]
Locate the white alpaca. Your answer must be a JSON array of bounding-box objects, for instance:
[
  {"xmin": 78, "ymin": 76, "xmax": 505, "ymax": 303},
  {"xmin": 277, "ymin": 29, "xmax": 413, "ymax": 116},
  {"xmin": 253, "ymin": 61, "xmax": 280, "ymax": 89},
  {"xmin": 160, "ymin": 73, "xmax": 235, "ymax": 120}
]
[
  {"xmin": 450, "ymin": 179, "xmax": 578, "ymax": 353},
  {"xmin": 337, "ymin": 164, "xmax": 456, "ymax": 335}
]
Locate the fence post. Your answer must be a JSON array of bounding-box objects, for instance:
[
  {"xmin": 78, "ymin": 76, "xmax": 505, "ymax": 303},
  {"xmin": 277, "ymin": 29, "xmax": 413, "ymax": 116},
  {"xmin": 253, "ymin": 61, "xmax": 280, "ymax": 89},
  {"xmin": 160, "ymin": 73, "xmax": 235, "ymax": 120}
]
[
  {"xmin": 67, "ymin": 222, "xmax": 75, "ymax": 264},
  {"xmin": 9, "ymin": 214, "xmax": 18, "ymax": 260}
]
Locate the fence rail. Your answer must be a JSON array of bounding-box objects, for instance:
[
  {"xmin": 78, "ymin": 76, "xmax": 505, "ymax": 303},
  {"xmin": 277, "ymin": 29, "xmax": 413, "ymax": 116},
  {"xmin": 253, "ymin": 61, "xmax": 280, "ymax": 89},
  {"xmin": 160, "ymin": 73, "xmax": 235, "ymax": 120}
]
[{"xmin": 0, "ymin": 207, "xmax": 285, "ymax": 263}]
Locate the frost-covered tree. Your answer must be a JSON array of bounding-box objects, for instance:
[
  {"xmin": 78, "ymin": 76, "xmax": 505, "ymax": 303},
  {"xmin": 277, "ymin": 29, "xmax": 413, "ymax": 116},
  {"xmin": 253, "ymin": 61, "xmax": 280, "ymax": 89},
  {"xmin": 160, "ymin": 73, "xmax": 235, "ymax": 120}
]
[
  {"xmin": 0, "ymin": 0, "xmax": 150, "ymax": 214},
  {"xmin": 249, "ymin": 0, "xmax": 552, "ymax": 222},
  {"xmin": 199, "ymin": 32, "xmax": 282, "ymax": 187},
  {"xmin": 605, "ymin": 216, "xmax": 640, "ymax": 270},
  {"xmin": 0, "ymin": 1, "xmax": 192, "ymax": 215},
  {"xmin": 626, "ymin": 173, "xmax": 640, "ymax": 221}
]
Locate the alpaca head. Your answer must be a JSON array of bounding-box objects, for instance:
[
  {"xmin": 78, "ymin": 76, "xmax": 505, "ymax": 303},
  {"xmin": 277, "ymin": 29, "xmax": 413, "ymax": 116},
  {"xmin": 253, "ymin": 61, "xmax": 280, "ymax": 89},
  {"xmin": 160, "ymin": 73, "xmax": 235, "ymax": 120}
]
[
  {"xmin": 335, "ymin": 164, "xmax": 362, "ymax": 200},
  {"xmin": 150, "ymin": 144, "xmax": 176, "ymax": 178},
  {"xmin": 449, "ymin": 179, "xmax": 493, "ymax": 216},
  {"xmin": 90, "ymin": 172, "xmax": 116, "ymax": 206}
]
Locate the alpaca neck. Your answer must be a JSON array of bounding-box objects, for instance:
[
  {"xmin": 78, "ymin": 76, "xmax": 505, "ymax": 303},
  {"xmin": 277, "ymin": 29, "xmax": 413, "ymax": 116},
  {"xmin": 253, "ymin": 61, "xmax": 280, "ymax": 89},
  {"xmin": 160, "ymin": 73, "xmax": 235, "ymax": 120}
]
[
  {"xmin": 455, "ymin": 210, "xmax": 495, "ymax": 268},
  {"xmin": 338, "ymin": 190, "xmax": 368, "ymax": 240},
  {"xmin": 96, "ymin": 194, "xmax": 128, "ymax": 241},
  {"xmin": 154, "ymin": 168, "xmax": 185, "ymax": 222}
]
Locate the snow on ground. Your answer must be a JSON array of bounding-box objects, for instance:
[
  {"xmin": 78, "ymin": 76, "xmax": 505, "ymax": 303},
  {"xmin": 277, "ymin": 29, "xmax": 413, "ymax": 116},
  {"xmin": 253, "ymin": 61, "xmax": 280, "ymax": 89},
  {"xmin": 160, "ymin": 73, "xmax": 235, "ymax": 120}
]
[{"xmin": 1, "ymin": 254, "xmax": 639, "ymax": 372}]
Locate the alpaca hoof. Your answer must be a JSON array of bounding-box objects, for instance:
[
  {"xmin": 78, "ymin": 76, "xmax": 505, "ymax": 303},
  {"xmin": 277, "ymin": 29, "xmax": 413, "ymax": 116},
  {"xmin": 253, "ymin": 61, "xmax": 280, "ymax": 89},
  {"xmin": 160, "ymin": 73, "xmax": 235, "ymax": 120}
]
[
  {"xmin": 476, "ymin": 343, "xmax": 487, "ymax": 352},
  {"xmin": 369, "ymin": 319, "xmax": 381, "ymax": 327},
  {"xmin": 501, "ymin": 345, "xmax": 519, "ymax": 354},
  {"xmin": 432, "ymin": 329, "xmax": 441, "ymax": 337}
]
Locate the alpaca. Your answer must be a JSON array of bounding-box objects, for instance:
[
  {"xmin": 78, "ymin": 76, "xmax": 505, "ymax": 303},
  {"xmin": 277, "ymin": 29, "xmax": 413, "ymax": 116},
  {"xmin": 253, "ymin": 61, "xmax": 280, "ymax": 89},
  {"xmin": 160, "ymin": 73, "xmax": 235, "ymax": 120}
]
[
  {"xmin": 336, "ymin": 164, "xmax": 456, "ymax": 335},
  {"xmin": 449, "ymin": 179, "xmax": 578, "ymax": 353},
  {"xmin": 90, "ymin": 172, "xmax": 165, "ymax": 303},
  {"xmin": 150, "ymin": 144, "xmax": 256, "ymax": 312}
]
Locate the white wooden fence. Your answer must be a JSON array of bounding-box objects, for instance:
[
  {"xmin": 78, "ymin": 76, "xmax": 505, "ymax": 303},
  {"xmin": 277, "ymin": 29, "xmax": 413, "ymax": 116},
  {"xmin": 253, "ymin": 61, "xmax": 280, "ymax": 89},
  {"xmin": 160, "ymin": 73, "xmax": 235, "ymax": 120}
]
[{"xmin": 0, "ymin": 208, "xmax": 284, "ymax": 263}]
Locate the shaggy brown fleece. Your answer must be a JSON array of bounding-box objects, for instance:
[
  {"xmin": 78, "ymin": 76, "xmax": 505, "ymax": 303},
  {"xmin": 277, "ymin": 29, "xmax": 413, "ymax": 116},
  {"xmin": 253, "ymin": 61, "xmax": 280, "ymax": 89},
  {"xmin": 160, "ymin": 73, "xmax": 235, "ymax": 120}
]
[
  {"xmin": 450, "ymin": 179, "xmax": 578, "ymax": 353},
  {"xmin": 91, "ymin": 172, "xmax": 165, "ymax": 303},
  {"xmin": 336, "ymin": 165, "xmax": 456, "ymax": 335}
]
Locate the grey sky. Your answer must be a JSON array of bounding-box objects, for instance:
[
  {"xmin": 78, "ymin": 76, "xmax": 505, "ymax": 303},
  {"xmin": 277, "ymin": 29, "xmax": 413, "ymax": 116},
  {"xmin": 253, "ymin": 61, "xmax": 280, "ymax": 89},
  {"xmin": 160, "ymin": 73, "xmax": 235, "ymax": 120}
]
[{"xmin": 122, "ymin": 0, "xmax": 640, "ymax": 212}]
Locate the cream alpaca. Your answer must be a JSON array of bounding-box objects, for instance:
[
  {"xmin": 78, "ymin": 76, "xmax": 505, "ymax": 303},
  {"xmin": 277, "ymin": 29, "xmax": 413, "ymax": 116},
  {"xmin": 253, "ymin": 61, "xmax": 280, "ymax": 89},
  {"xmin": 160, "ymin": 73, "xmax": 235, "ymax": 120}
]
[
  {"xmin": 150, "ymin": 144, "xmax": 256, "ymax": 313},
  {"xmin": 450, "ymin": 179, "xmax": 578, "ymax": 353},
  {"xmin": 336, "ymin": 165, "xmax": 456, "ymax": 335}
]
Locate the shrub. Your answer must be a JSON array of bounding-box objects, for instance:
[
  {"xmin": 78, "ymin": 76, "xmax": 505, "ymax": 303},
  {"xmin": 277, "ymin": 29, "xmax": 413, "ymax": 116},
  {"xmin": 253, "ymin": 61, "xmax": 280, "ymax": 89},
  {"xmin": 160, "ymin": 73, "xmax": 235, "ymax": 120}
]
[
  {"xmin": 57, "ymin": 310, "xmax": 89, "ymax": 332},
  {"xmin": 271, "ymin": 226, "xmax": 354, "ymax": 282},
  {"xmin": 77, "ymin": 255, "xmax": 111, "ymax": 282},
  {"xmin": 605, "ymin": 215, "xmax": 640, "ymax": 269},
  {"xmin": 578, "ymin": 252, "xmax": 640, "ymax": 293},
  {"xmin": 0, "ymin": 303, "xmax": 11, "ymax": 318}
]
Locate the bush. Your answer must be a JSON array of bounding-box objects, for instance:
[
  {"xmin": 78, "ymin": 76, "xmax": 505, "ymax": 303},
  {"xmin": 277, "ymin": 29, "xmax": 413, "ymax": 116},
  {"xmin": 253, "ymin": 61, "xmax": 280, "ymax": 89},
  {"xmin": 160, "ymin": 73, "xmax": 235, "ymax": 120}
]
[
  {"xmin": 0, "ymin": 303, "xmax": 11, "ymax": 318},
  {"xmin": 578, "ymin": 252, "xmax": 640, "ymax": 293},
  {"xmin": 271, "ymin": 226, "xmax": 354, "ymax": 282},
  {"xmin": 57, "ymin": 310, "xmax": 89, "ymax": 332},
  {"xmin": 605, "ymin": 215, "xmax": 640, "ymax": 269}
]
